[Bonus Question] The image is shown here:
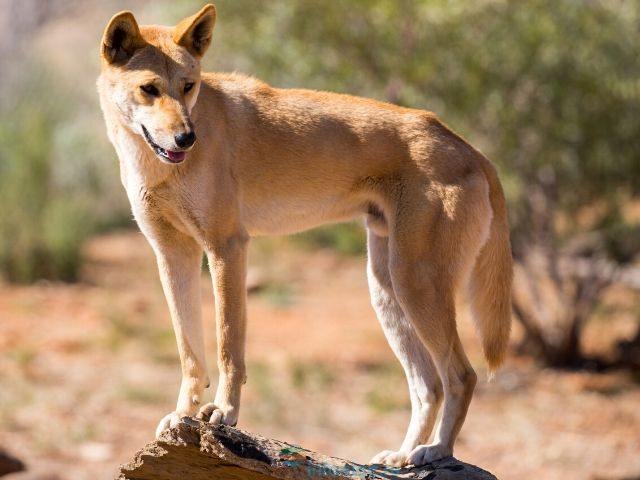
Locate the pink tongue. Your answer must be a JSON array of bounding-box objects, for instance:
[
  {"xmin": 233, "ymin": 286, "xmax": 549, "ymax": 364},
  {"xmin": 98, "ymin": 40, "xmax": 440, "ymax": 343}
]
[{"xmin": 166, "ymin": 150, "xmax": 186, "ymax": 162}]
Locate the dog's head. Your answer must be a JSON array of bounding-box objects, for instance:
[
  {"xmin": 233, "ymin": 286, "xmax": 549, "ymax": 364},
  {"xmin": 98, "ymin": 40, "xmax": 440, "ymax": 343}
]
[{"xmin": 99, "ymin": 5, "xmax": 216, "ymax": 164}]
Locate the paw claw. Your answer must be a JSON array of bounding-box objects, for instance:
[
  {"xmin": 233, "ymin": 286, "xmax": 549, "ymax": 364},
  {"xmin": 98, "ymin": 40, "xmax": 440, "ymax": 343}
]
[
  {"xmin": 196, "ymin": 403, "xmax": 215, "ymax": 420},
  {"xmin": 209, "ymin": 409, "xmax": 224, "ymax": 425},
  {"xmin": 407, "ymin": 444, "xmax": 452, "ymax": 466},
  {"xmin": 369, "ymin": 449, "xmax": 409, "ymax": 467},
  {"xmin": 197, "ymin": 402, "xmax": 237, "ymax": 426},
  {"xmin": 155, "ymin": 411, "xmax": 183, "ymax": 439}
]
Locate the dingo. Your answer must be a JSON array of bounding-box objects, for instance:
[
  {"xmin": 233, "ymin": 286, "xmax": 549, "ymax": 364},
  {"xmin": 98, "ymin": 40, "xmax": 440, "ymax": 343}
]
[{"xmin": 97, "ymin": 5, "xmax": 512, "ymax": 467}]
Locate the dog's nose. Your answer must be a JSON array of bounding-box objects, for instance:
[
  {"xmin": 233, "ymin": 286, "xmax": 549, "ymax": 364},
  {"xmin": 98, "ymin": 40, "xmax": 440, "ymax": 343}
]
[{"xmin": 174, "ymin": 131, "xmax": 196, "ymax": 149}]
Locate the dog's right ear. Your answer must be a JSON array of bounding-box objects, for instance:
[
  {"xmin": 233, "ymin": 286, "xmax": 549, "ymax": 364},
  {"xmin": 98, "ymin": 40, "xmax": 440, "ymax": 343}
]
[
  {"xmin": 101, "ymin": 11, "xmax": 146, "ymax": 64},
  {"xmin": 173, "ymin": 4, "xmax": 216, "ymax": 58}
]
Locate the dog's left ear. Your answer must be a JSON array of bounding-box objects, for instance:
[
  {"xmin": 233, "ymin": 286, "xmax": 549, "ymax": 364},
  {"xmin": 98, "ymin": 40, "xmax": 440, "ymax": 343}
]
[{"xmin": 173, "ymin": 4, "xmax": 217, "ymax": 58}]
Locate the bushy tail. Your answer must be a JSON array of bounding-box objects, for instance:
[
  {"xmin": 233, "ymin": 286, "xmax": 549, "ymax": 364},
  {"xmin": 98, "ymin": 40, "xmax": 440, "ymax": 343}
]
[{"xmin": 469, "ymin": 159, "xmax": 513, "ymax": 372}]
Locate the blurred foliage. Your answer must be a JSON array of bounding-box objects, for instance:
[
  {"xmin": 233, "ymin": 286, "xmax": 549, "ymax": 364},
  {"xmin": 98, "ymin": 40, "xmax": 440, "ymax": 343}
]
[
  {"xmin": 0, "ymin": 63, "xmax": 128, "ymax": 282},
  {"xmin": 293, "ymin": 224, "xmax": 366, "ymax": 256},
  {"xmin": 1, "ymin": 0, "xmax": 638, "ymax": 282},
  {"xmin": 289, "ymin": 360, "xmax": 335, "ymax": 390},
  {"xmin": 256, "ymin": 282, "xmax": 296, "ymax": 308},
  {"xmin": 0, "ymin": 68, "xmax": 86, "ymax": 281}
]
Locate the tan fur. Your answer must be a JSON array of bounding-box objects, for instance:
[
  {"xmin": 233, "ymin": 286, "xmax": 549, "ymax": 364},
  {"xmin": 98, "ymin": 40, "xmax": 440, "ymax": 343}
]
[{"xmin": 97, "ymin": 4, "xmax": 512, "ymax": 467}]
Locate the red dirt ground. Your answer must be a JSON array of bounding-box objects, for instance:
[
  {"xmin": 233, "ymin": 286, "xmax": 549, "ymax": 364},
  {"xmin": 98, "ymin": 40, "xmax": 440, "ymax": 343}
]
[{"xmin": 0, "ymin": 230, "xmax": 638, "ymax": 480}]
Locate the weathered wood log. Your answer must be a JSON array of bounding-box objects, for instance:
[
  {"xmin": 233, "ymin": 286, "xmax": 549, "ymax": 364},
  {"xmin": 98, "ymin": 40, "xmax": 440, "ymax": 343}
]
[
  {"xmin": 0, "ymin": 448, "xmax": 25, "ymax": 477},
  {"xmin": 117, "ymin": 418, "xmax": 497, "ymax": 480}
]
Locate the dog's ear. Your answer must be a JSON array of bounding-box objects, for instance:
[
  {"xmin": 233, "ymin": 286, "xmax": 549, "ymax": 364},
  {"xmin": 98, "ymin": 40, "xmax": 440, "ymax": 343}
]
[
  {"xmin": 173, "ymin": 4, "xmax": 216, "ymax": 58},
  {"xmin": 101, "ymin": 11, "xmax": 146, "ymax": 64}
]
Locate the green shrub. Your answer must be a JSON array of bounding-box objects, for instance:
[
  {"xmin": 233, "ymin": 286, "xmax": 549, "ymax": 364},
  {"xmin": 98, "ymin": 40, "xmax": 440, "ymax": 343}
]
[
  {"xmin": 294, "ymin": 223, "xmax": 366, "ymax": 256},
  {"xmin": 0, "ymin": 66, "xmax": 124, "ymax": 282}
]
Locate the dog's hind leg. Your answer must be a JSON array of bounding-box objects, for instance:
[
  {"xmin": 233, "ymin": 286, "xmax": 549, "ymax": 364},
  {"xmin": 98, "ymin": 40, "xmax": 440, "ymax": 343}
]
[
  {"xmin": 388, "ymin": 237, "xmax": 476, "ymax": 465},
  {"xmin": 366, "ymin": 229, "xmax": 443, "ymax": 467},
  {"xmin": 387, "ymin": 174, "xmax": 491, "ymax": 465}
]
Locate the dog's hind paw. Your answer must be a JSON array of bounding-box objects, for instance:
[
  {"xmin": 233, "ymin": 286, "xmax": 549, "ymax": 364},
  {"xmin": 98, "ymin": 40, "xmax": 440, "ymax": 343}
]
[
  {"xmin": 196, "ymin": 402, "xmax": 238, "ymax": 426},
  {"xmin": 407, "ymin": 443, "xmax": 452, "ymax": 466},
  {"xmin": 369, "ymin": 449, "xmax": 410, "ymax": 467}
]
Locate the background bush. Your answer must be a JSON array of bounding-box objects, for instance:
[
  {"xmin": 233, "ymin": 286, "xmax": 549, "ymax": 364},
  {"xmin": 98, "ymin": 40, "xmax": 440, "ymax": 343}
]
[
  {"xmin": 0, "ymin": 63, "xmax": 128, "ymax": 282},
  {"xmin": 1, "ymin": 0, "xmax": 638, "ymax": 295}
]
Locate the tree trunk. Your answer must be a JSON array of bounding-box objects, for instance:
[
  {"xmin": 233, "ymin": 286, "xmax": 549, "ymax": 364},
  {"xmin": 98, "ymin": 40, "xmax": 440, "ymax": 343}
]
[{"xmin": 117, "ymin": 418, "xmax": 498, "ymax": 480}]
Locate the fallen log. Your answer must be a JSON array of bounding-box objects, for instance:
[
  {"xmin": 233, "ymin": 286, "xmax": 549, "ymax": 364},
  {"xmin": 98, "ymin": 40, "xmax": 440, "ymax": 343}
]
[
  {"xmin": 0, "ymin": 448, "xmax": 25, "ymax": 477},
  {"xmin": 117, "ymin": 418, "xmax": 497, "ymax": 480}
]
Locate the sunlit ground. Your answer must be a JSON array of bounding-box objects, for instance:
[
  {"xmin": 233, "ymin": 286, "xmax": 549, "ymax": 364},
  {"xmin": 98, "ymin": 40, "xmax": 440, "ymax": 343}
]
[{"xmin": 0, "ymin": 230, "xmax": 638, "ymax": 480}]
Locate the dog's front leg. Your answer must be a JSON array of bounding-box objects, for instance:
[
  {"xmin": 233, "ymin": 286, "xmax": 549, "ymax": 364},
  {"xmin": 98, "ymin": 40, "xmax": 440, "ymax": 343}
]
[
  {"xmin": 150, "ymin": 229, "xmax": 208, "ymax": 438},
  {"xmin": 197, "ymin": 233, "xmax": 248, "ymax": 427}
]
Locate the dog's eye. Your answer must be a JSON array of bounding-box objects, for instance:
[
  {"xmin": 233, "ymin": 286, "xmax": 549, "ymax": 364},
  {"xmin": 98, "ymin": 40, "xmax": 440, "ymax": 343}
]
[
  {"xmin": 184, "ymin": 82, "xmax": 195, "ymax": 94},
  {"xmin": 140, "ymin": 84, "xmax": 159, "ymax": 96}
]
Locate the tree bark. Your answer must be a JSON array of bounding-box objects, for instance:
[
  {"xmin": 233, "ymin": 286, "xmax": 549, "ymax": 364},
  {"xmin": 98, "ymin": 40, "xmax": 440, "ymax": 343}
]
[{"xmin": 117, "ymin": 418, "xmax": 498, "ymax": 480}]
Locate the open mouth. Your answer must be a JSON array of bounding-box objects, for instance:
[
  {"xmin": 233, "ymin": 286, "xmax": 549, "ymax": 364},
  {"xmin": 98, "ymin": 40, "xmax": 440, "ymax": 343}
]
[{"xmin": 141, "ymin": 125, "xmax": 187, "ymax": 164}]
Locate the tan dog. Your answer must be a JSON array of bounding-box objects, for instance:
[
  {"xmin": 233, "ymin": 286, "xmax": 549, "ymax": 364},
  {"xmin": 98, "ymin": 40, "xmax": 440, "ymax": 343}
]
[{"xmin": 97, "ymin": 4, "xmax": 512, "ymax": 467}]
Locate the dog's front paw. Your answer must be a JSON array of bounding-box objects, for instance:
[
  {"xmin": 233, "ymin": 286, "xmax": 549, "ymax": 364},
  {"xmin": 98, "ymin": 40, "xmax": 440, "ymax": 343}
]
[
  {"xmin": 369, "ymin": 449, "xmax": 410, "ymax": 467},
  {"xmin": 196, "ymin": 402, "xmax": 238, "ymax": 426},
  {"xmin": 155, "ymin": 411, "xmax": 187, "ymax": 439},
  {"xmin": 407, "ymin": 443, "xmax": 452, "ymax": 466}
]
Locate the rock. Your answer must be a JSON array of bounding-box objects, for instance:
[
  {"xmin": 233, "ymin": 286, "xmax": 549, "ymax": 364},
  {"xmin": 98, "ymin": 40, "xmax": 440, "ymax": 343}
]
[{"xmin": 117, "ymin": 418, "xmax": 498, "ymax": 479}]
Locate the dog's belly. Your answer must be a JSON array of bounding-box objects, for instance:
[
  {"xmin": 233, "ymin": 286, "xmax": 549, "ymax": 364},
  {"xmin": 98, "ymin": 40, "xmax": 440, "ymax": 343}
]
[{"xmin": 241, "ymin": 195, "xmax": 362, "ymax": 236}]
